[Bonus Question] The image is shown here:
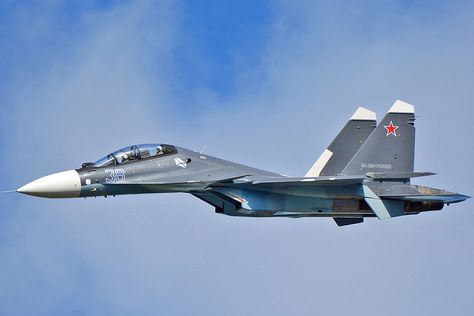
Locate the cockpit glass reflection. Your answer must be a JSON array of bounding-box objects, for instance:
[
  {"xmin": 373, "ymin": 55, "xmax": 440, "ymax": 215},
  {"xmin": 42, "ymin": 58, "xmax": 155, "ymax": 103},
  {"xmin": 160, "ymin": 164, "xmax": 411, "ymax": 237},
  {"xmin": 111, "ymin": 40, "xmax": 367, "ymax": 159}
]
[{"xmin": 93, "ymin": 144, "xmax": 177, "ymax": 167}]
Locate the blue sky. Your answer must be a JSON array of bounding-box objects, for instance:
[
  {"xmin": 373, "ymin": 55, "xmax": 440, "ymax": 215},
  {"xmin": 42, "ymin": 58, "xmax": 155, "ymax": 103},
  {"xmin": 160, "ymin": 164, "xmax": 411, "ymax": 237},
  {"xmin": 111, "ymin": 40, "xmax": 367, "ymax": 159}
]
[{"xmin": 0, "ymin": 1, "xmax": 473, "ymax": 315}]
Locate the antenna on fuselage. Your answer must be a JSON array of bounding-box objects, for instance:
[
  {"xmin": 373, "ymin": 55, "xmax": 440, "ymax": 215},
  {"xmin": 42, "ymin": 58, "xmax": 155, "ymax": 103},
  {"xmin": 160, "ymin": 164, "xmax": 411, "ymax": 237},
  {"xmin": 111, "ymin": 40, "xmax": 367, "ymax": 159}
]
[{"xmin": 199, "ymin": 145, "xmax": 208, "ymax": 154}]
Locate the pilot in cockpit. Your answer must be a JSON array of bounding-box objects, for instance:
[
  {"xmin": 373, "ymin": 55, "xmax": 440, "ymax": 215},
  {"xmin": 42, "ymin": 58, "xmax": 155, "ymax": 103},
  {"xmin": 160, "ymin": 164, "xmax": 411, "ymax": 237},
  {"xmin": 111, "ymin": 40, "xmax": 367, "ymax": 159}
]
[
  {"xmin": 122, "ymin": 153, "xmax": 130, "ymax": 162},
  {"xmin": 157, "ymin": 146, "xmax": 164, "ymax": 156}
]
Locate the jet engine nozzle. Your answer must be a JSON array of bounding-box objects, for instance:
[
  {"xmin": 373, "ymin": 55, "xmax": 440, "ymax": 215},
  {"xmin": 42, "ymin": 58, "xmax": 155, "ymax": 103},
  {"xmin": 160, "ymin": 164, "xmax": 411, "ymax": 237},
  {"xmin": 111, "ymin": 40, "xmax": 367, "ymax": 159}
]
[{"xmin": 17, "ymin": 170, "xmax": 81, "ymax": 198}]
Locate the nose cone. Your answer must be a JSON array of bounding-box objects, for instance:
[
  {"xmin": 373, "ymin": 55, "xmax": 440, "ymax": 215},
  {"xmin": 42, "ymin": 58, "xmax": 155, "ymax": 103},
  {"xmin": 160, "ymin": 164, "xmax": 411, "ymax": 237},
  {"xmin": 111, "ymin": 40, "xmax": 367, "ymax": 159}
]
[{"xmin": 17, "ymin": 170, "xmax": 81, "ymax": 198}]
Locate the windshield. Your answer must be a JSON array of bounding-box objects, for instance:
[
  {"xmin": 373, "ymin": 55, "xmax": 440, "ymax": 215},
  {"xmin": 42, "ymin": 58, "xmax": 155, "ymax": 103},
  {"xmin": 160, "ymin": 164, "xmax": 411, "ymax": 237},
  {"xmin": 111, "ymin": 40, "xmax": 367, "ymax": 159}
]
[{"xmin": 93, "ymin": 144, "xmax": 177, "ymax": 167}]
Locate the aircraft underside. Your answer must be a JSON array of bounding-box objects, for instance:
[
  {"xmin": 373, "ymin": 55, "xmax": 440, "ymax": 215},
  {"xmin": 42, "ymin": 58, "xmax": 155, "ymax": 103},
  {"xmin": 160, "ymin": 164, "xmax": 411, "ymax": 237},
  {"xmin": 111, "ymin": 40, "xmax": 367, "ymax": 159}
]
[{"xmin": 192, "ymin": 186, "xmax": 446, "ymax": 219}]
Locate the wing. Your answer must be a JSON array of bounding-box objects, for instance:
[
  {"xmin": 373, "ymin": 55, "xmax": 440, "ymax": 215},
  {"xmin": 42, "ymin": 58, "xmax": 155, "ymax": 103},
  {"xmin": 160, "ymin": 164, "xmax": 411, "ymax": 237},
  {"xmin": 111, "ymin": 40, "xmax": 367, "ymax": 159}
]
[{"xmin": 209, "ymin": 175, "xmax": 365, "ymax": 188}]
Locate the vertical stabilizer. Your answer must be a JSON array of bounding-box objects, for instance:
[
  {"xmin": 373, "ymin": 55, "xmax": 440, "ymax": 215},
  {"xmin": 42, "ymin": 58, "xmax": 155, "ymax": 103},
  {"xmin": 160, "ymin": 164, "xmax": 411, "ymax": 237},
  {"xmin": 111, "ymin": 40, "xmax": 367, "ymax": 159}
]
[
  {"xmin": 341, "ymin": 100, "xmax": 415, "ymax": 176},
  {"xmin": 306, "ymin": 107, "xmax": 377, "ymax": 177}
]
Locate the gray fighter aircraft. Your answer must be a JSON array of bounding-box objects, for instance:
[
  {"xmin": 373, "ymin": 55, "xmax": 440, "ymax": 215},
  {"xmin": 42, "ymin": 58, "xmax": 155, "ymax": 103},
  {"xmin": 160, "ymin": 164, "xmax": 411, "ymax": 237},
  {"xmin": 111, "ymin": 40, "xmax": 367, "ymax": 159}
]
[{"xmin": 17, "ymin": 100, "xmax": 469, "ymax": 225}]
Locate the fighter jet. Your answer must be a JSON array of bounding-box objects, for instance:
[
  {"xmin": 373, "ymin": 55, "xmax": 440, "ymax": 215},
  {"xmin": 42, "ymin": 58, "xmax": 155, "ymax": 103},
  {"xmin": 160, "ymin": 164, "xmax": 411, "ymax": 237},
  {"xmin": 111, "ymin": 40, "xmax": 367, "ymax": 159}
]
[{"xmin": 17, "ymin": 100, "xmax": 469, "ymax": 226}]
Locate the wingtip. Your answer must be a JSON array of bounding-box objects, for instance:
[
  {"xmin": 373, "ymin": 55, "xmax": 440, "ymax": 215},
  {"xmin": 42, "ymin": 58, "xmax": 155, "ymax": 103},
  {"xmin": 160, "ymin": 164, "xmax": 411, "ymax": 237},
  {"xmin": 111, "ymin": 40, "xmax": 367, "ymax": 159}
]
[
  {"xmin": 388, "ymin": 100, "xmax": 415, "ymax": 114},
  {"xmin": 350, "ymin": 107, "xmax": 377, "ymax": 121}
]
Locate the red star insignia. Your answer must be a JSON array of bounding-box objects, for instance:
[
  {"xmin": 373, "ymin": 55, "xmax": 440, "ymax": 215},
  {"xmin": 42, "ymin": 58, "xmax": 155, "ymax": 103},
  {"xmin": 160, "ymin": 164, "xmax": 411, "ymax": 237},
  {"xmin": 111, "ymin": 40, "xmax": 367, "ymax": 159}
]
[{"xmin": 384, "ymin": 120, "xmax": 399, "ymax": 136}]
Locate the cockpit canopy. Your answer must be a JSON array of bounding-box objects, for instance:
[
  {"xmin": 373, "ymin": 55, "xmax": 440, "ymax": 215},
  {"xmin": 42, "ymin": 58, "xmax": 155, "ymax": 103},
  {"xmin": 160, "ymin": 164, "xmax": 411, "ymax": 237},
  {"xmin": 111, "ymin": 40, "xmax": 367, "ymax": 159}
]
[{"xmin": 92, "ymin": 144, "xmax": 177, "ymax": 167}]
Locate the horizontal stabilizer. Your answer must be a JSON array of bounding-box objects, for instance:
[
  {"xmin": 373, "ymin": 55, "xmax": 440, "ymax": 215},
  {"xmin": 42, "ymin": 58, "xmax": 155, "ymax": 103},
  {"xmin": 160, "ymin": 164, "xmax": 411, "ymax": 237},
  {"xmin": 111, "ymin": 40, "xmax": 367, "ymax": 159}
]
[
  {"xmin": 333, "ymin": 218, "xmax": 364, "ymax": 226},
  {"xmin": 381, "ymin": 194, "xmax": 470, "ymax": 204},
  {"xmin": 365, "ymin": 172, "xmax": 436, "ymax": 180}
]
